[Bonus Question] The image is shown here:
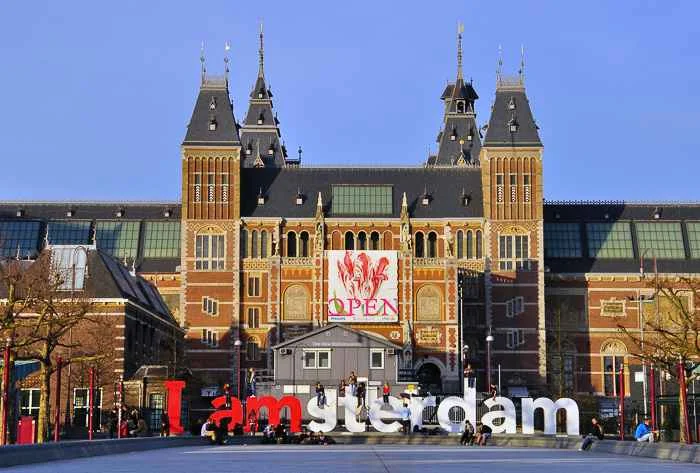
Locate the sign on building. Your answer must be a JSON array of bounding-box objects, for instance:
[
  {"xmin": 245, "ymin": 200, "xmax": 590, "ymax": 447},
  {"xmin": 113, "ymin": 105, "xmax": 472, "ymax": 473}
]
[{"xmin": 327, "ymin": 250, "xmax": 399, "ymax": 323}]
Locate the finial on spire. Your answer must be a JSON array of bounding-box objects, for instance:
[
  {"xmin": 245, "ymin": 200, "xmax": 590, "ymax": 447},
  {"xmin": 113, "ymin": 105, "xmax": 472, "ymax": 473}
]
[
  {"xmin": 496, "ymin": 44, "xmax": 503, "ymax": 84},
  {"xmin": 519, "ymin": 44, "xmax": 525, "ymax": 84},
  {"xmin": 258, "ymin": 21, "xmax": 265, "ymax": 78},
  {"xmin": 224, "ymin": 41, "xmax": 231, "ymax": 85},
  {"xmin": 317, "ymin": 192, "xmax": 323, "ymax": 208},
  {"xmin": 200, "ymin": 41, "xmax": 206, "ymax": 85},
  {"xmin": 457, "ymin": 22, "xmax": 464, "ymax": 81}
]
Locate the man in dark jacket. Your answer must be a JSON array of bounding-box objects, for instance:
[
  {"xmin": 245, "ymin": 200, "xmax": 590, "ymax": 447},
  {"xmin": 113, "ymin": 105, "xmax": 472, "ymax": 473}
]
[{"xmin": 580, "ymin": 417, "xmax": 604, "ymax": 451}]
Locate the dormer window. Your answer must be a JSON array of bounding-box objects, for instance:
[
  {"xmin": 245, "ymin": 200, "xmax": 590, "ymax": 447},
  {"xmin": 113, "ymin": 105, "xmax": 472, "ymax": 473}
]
[
  {"xmin": 209, "ymin": 97, "xmax": 217, "ymax": 110},
  {"xmin": 164, "ymin": 209, "xmax": 172, "ymax": 218},
  {"xmin": 466, "ymin": 128, "xmax": 473, "ymax": 141},
  {"xmin": 421, "ymin": 188, "xmax": 431, "ymax": 206},
  {"xmin": 653, "ymin": 207, "xmax": 662, "ymax": 219},
  {"xmin": 257, "ymin": 112, "xmax": 264, "ymax": 125},
  {"xmin": 245, "ymin": 143, "xmax": 253, "ymax": 155},
  {"xmin": 508, "ymin": 96, "xmax": 516, "ymax": 110},
  {"xmin": 116, "ymin": 208, "xmax": 124, "ymax": 218},
  {"xmin": 66, "ymin": 209, "xmax": 73, "ymax": 217},
  {"xmin": 268, "ymin": 144, "xmax": 275, "ymax": 156},
  {"xmin": 450, "ymin": 128, "xmax": 458, "ymax": 141},
  {"xmin": 295, "ymin": 192, "xmax": 304, "ymax": 205},
  {"xmin": 462, "ymin": 194, "xmax": 471, "ymax": 206},
  {"xmin": 508, "ymin": 114, "xmax": 519, "ymax": 133},
  {"xmin": 257, "ymin": 88, "xmax": 265, "ymax": 99},
  {"xmin": 456, "ymin": 100, "xmax": 465, "ymax": 113},
  {"xmin": 257, "ymin": 189, "xmax": 265, "ymax": 205},
  {"xmin": 15, "ymin": 209, "xmax": 23, "ymax": 217},
  {"xmin": 209, "ymin": 119, "xmax": 217, "ymax": 131}
]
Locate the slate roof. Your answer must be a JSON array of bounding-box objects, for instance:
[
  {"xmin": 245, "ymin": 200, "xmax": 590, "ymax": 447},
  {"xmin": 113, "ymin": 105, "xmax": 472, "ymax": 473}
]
[
  {"xmin": 544, "ymin": 202, "xmax": 700, "ymax": 274},
  {"xmin": 241, "ymin": 167, "xmax": 484, "ymax": 219},
  {"xmin": 182, "ymin": 79, "xmax": 241, "ymax": 146},
  {"xmin": 272, "ymin": 323, "xmax": 401, "ymax": 350},
  {"xmin": 483, "ymin": 82, "xmax": 541, "ymax": 148}
]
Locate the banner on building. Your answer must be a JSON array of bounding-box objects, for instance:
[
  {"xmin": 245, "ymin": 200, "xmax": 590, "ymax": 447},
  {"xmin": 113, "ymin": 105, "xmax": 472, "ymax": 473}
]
[{"xmin": 327, "ymin": 250, "xmax": 399, "ymax": 323}]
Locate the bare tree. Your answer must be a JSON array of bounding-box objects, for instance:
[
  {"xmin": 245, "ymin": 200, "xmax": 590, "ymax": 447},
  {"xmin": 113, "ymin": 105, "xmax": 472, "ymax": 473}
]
[{"xmin": 618, "ymin": 276, "xmax": 700, "ymax": 443}]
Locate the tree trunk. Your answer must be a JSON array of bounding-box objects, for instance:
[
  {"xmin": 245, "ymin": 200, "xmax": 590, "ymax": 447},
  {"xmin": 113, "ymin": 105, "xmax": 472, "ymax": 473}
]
[
  {"xmin": 678, "ymin": 390, "xmax": 687, "ymax": 444},
  {"xmin": 36, "ymin": 342, "xmax": 52, "ymax": 443}
]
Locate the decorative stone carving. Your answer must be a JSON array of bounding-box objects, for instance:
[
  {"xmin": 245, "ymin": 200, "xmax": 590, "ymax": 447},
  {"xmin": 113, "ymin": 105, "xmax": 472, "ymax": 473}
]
[
  {"xmin": 444, "ymin": 224, "xmax": 453, "ymax": 258},
  {"xmin": 283, "ymin": 285, "xmax": 310, "ymax": 321},
  {"xmin": 416, "ymin": 285, "xmax": 441, "ymax": 321}
]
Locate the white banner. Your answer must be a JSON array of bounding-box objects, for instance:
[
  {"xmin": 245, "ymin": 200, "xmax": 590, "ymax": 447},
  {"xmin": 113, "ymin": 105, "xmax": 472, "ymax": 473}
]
[{"xmin": 327, "ymin": 250, "xmax": 398, "ymax": 323}]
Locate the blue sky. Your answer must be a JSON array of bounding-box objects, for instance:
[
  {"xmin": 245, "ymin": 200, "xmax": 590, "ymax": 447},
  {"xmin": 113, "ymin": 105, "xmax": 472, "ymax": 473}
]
[{"xmin": 0, "ymin": 1, "xmax": 698, "ymax": 201}]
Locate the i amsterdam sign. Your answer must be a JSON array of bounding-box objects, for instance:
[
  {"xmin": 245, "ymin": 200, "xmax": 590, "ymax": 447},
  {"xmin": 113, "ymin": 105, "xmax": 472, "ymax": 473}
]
[{"xmin": 172, "ymin": 384, "xmax": 580, "ymax": 436}]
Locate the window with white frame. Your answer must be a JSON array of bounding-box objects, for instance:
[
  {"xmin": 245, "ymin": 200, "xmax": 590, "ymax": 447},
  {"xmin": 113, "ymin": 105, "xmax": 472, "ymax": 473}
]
[
  {"xmin": 20, "ymin": 389, "xmax": 40, "ymax": 417},
  {"xmin": 303, "ymin": 349, "xmax": 331, "ymax": 369},
  {"xmin": 498, "ymin": 234, "xmax": 530, "ymax": 271},
  {"xmin": 202, "ymin": 296, "xmax": 219, "ymax": 316},
  {"xmin": 370, "ymin": 349, "xmax": 385, "ymax": 369},
  {"xmin": 247, "ymin": 307, "xmax": 260, "ymax": 328},
  {"xmin": 505, "ymin": 329, "xmax": 526, "ymax": 349},
  {"xmin": 195, "ymin": 234, "xmax": 225, "ymax": 270},
  {"xmin": 73, "ymin": 388, "xmax": 103, "ymax": 427},
  {"xmin": 247, "ymin": 276, "xmax": 261, "ymax": 297},
  {"xmin": 201, "ymin": 329, "xmax": 219, "ymax": 347},
  {"xmin": 505, "ymin": 296, "xmax": 525, "ymax": 318}
]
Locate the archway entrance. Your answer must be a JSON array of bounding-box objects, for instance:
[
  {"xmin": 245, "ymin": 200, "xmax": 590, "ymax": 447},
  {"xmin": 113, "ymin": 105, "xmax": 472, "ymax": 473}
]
[{"xmin": 416, "ymin": 362, "xmax": 442, "ymax": 394}]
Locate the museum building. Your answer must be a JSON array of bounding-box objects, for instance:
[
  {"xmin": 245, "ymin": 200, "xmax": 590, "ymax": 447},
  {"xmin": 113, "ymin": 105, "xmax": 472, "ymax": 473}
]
[{"xmin": 1, "ymin": 29, "xmax": 698, "ymax": 420}]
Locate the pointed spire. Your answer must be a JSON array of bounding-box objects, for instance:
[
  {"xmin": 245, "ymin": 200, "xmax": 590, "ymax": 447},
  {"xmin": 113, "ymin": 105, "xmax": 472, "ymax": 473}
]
[
  {"xmin": 496, "ymin": 44, "xmax": 503, "ymax": 84},
  {"xmin": 258, "ymin": 21, "xmax": 265, "ymax": 78},
  {"xmin": 224, "ymin": 41, "xmax": 231, "ymax": 86},
  {"xmin": 317, "ymin": 191, "xmax": 323, "ymax": 209},
  {"xmin": 200, "ymin": 41, "xmax": 206, "ymax": 85},
  {"xmin": 519, "ymin": 44, "xmax": 525, "ymax": 84},
  {"xmin": 457, "ymin": 22, "xmax": 464, "ymax": 81},
  {"xmin": 401, "ymin": 192, "xmax": 409, "ymax": 219}
]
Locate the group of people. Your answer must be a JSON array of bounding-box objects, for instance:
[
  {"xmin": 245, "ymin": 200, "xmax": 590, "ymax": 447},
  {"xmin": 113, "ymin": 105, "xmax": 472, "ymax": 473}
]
[
  {"xmin": 336, "ymin": 371, "xmax": 368, "ymax": 411},
  {"xmin": 106, "ymin": 406, "xmax": 169, "ymax": 438},
  {"xmin": 459, "ymin": 420, "xmax": 492, "ymax": 446}
]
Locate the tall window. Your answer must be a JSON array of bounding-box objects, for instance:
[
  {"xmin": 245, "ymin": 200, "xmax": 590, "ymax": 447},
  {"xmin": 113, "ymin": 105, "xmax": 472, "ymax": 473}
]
[
  {"xmin": 201, "ymin": 329, "xmax": 219, "ymax": 347},
  {"xmin": 601, "ymin": 340, "xmax": 626, "ymax": 396},
  {"xmin": 300, "ymin": 231, "xmax": 309, "ymax": 257},
  {"xmin": 466, "ymin": 230, "xmax": 474, "ymax": 259},
  {"xmin": 427, "ymin": 232, "xmax": 437, "ymax": 258},
  {"xmin": 357, "ymin": 231, "xmax": 367, "ymax": 250},
  {"xmin": 586, "ymin": 222, "xmax": 633, "ymax": 259},
  {"xmin": 287, "ymin": 231, "xmax": 297, "ymax": 257},
  {"xmin": 240, "ymin": 228, "xmax": 248, "ymax": 258},
  {"xmin": 247, "ymin": 276, "xmax": 261, "ymax": 297},
  {"xmin": 496, "ymin": 174, "xmax": 504, "ymax": 203},
  {"xmin": 523, "ymin": 174, "xmax": 531, "ymax": 202},
  {"xmin": 194, "ymin": 173, "xmax": 201, "ymax": 202},
  {"xmin": 499, "ymin": 234, "xmax": 529, "ymax": 270},
  {"xmin": 456, "ymin": 230, "xmax": 464, "ymax": 258},
  {"xmin": 221, "ymin": 174, "xmax": 229, "ymax": 202},
  {"xmin": 73, "ymin": 388, "xmax": 102, "ymax": 427},
  {"xmin": 475, "ymin": 230, "xmax": 483, "ymax": 258},
  {"xmin": 251, "ymin": 230, "xmax": 259, "ymax": 258},
  {"xmin": 202, "ymin": 296, "xmax": 218, "ymax": 316},
  {"xmin": 414, "ymin": 232, "xmax": 425, "ymax": 257},
  {"xmin": 370, "ymin": 231, "xmax": 380, "ymax": 250},
  {"xmin": 505, "ymin": 329, "xmax": 526, "ymax": 349},
  {"xmin": 246, "ymin": 338, "xmax": 261, "ymax": 361},
  {"xmin": 195, "ymin": 234, "xmax": 225, "ymax": 270},
  {"xmin": 207, "ymin": 173, "xmax": 215, "ymax": 202},
  {"xmin": 260, "ymin": 230, "xmax": 268, "ymax": 258},
  {"xmin": 20, "ymin": 389, "xmax": 40, "ymax": 418},
  {"xmin": 344, "ymin": 232, "xmax": 355, "ymax": 250},
  {"xmin": 247, "ymin": 307, "xmax": 260, "ymax": 328},
  {"xmin": 686, "ymin": 222, "xmax": 700, "ymax": 258},
  {"xmin": 509, "ymin": 174, "xmax": 517, "ymax": 202}
]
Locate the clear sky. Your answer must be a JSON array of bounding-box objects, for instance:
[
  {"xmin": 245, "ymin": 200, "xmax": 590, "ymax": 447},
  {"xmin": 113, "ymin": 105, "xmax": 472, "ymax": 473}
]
[{"xmin": 1, "ymin": 1, "xmax": 698, "ymax": 202}]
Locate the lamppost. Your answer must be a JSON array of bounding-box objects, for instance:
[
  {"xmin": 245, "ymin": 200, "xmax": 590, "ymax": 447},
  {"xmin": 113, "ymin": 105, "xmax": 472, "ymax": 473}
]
[
  {"xmin": 233, "ymin": 340, "xmax": 242, "ymax": 399},
  {"xmin": 485, "ymin": 331, "xmax": 494, "ymax": 390},
  {"xmin": 1, "ymin": 337, "xmax": 12, "ymax": 446},
  {"xmin": 639, "ymin": 249, "xmax": 658, "ymax": 421},
  {"xmin": 461, "ymin": 344, "xmax": 470, "ymax": 392}
]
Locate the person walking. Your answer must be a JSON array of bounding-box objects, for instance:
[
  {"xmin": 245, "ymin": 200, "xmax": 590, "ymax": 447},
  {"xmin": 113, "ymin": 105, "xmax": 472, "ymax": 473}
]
[
  {"xmin": 580, "ymin": 417, "xmax": 604, "ymax": 450},
  {"xmin": 400, "ymin": 402, "xmax": 411, "ymax": 435},
  {"xmin": 160, "ymin": 412, "xmax": 170, "ymax": 437}
]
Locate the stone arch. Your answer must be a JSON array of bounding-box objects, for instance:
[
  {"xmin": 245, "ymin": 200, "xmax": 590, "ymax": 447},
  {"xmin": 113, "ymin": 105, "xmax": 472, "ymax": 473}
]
[{"xmin": 600, "ymin": 339, "xmax": 627, "ymax": 354}]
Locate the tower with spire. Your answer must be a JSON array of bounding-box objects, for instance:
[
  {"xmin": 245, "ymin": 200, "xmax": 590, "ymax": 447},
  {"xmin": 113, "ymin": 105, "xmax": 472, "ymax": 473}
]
[
  {"xmin": 239, "ymin": 24, "xmax": 289, "ymax": 168},
  {"xmin": 427, "ymin": 23, "xmax": 481, "ymax": 167}
]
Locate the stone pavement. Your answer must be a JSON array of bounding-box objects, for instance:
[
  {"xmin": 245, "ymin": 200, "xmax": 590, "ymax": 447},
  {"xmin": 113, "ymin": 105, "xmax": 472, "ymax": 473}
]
[{"xmin": 3, "ymin": 445, "xmax": 698, "ymax": 473}]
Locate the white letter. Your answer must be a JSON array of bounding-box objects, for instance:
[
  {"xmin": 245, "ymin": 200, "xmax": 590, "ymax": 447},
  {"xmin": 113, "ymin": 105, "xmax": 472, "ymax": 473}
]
[
  {"xmin": 437, "ymin": 396, "xmax": 471, "ymax": 433},
  {"xmin": 521, "ymin": 397, "xmax": 579, "ymax": 435},
  {"xmin": 482, "ymin": 396, "xmax": 517, "ymax": 434},
  {"xmin": 343, "ymin": 394, "xmax": 366, "ymax": 433},
  {"xmin": 368, "ymin": 396, "xmax": 403, "ymax": 433},
  {"xmin": 307, "ymin": 394, "xmax": 337, "ymax": 433}
]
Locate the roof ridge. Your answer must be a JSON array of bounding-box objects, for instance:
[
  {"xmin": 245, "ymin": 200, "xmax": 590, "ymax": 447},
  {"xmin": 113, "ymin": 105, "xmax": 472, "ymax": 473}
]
[
  {"xmin": 0, "ymin": 200, "xmax": 179, "ymax": 205},
  {"xmin": 545, "ymin": 199, "xmax": 700, "ymax": 206}
]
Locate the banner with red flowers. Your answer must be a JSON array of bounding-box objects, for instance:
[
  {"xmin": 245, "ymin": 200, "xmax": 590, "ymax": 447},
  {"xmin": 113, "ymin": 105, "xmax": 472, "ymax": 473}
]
[{"xmin": 327, "ymin": 250, "xmax": 399, "ymax": 323}]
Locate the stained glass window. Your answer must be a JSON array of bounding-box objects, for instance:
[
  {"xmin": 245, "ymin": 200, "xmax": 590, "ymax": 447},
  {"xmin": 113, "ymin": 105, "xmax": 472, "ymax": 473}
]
[
  {"xmin": 586, "ymin": 222, "xmax": 633, "ymax": 259},
  {"xmin": 636, "ymin": 222, "xmax": 685, "ymax": 259},
  {"xmin": 685, "ymin": 222, "xmax": 700, "ymax": 258},
  {"xmin": 331, "ymin": 185, "xmax": 392, "ymax": 215},
  {"xmin": 0, "ymin": 221, "xmax": 41, "ymax": 258},
  {"xmin": 48, "ymin": 221, "xmax": 92, "ymax": 245},
  {"xmin": 95, "ymin": 221, "xmax": 140, "ymax": 259},
  {"xmin": 544, "ymin": 223, "xmax": 582, "ymax": 258},
  {"xmin": 143, "ymin": 221, "xmax": 180, "ymax": 258}
]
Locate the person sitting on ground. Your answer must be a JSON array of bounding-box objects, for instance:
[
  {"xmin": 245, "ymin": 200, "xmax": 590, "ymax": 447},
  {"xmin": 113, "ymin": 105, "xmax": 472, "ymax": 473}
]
[
  {"xmin": 460, "ymin": 420, "xmax": 475, "ymax": 446},
  {"xmin": 474, "ymin": 422, "xmax": 492, "ymax": 446},
  {"xmin": 580, "ymin": 417, "xmax": 604, "ymax": 451},
  {"xmin": 200, "ymin": 418, "xmax": 211, "ymax": 439},
  {"xmin": 130, "ymin": 416, "xmax": 149, "ymax": 437},
  {"xmin": 634, "ymin": 418, "xmax": 656, "ymax": 443},
  {"xmin": 318, "ymin": 432, "xmax": 336, "ymax": 445},
  {"xmin": 274, "ymin": 422, "xmax": 287, "ymax": 443}
]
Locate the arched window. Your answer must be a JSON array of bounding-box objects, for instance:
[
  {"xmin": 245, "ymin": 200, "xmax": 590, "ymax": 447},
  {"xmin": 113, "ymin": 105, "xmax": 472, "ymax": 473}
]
[
  {"xmin": 370, "ymin": 231, "xmax": 380, "ymax": 250},
  {"xmin": 357, "ymin": 232, "xmax": 367, "ymax": 250},
  {"xmin": 344, "ymin": 232, "xmax": 355, "ymax": 250},
  {"xmin": 415, "ymin": 232, "xmax": 424, "ymax": 258},
  {"xmin": 456, "ymin": 230, "xmax": 464, "ymax": 259},
  {"xmin": 383, "ymin": 231, "xmax": 393, "ymax": 250},
  {"xmin": 300, "ymin": 231, "xmax": 309, "ymax": 257},
  {"xmin": 601, "ymin": 339, "xmax": 627, "ymax": 397},
  {"xmin": 283, "ymin": 285, "xmax": 310, "ymax": 321},
  {"xmin": 260, "ymin": 230, "xmax": 268, "ymax": 258},
  {"xmin": 475, "ymin": 230, "xmax": 483, "ymax": 258},
  {"xmin": 240, "ymin": 228, "xmax": 248, "ymax": 258},
  {"xmin": 466, "ymin": 230, "xmax": 473, "ymax": 259},
  {"xmin": 251, "ymin": 230, "xmax": 259, "ymax": 258},
  {"xmin": 427, "ymin": 232, "xmax": 437, "ymax": 258},
  {"xmin": 246, "ymin": 337, "xmax": 261, "ymax": 361},
  {"xmin": 287, "ymin": 231, "xmax": 297, "ymax": 257}
]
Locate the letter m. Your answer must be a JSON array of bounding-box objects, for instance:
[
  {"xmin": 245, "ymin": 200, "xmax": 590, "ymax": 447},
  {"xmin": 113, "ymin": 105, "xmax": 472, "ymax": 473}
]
[
  {"xmin": 246, "ymin": 395, "xmax": 303, "ymax": 433},
  {"xmin": 521, "ymin": 397, "xmax": 579, "ymax": 436}
]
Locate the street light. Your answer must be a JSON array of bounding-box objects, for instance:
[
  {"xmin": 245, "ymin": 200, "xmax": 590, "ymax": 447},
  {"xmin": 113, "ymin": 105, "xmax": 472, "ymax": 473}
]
[
  {"xmin": 461, "ymin": 344, "xmax": 471, "ymax": 391},
  {"xmin": 233, "ymin": 340, "xmax": 242, "ymax": 399},
  {"xmin": 485, "ymin": 331, "xmax": 494, "ymax": 390}
]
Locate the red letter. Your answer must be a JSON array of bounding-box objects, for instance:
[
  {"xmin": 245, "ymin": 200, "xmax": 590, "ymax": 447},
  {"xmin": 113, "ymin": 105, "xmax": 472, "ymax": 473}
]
[
  {"xmin": 164, "ymin": 380, "xmax": 186, "ymax": 435},
  {"xmin": 349, "ymin": 298, "xmax": 362, "ymax": 316},
  {"xmin": 364, "ymin": 298, "xmax": 378, "ymax": 316},
  {"xmin": 382, "ymin": 298, "xmax": 399, "ymax": 316},
  {"xmin": 210, "ymin": 395, "xmax": 243, "ymax": 431},
  {"xmin": 245, "ymin": 395, "xmax": 302, "ymax": 433}
]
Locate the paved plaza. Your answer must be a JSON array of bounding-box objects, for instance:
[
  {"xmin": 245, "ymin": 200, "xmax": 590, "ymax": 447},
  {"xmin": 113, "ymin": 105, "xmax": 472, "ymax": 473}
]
[{"xmin": 3, "ymin": 445, "xmax": 697, "ymax": 473}]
